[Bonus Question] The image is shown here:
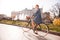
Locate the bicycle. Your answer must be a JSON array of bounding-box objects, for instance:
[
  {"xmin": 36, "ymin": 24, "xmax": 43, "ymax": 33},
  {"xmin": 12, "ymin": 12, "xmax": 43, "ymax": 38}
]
[{"xmin": 22, "ymin": 16, "xmax": 49, "ymax": 36}]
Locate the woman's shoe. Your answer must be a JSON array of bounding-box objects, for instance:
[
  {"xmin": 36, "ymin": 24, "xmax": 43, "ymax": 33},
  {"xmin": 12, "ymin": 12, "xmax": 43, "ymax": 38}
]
[{"xmin": 34, "ymin": 31, "xmax": 38, "ymax": 35}]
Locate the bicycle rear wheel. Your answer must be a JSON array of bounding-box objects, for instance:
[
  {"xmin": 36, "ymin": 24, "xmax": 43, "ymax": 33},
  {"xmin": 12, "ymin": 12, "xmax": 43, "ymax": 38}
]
[{"xmin": 38, "ymin": 24, "xmax": 49, "ymax": 36}]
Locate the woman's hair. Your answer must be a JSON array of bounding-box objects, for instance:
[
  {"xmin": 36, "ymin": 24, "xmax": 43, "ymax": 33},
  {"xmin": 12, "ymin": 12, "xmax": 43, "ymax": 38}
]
[{"xmin": 36, "ymin": 4, "xmax": 39, "ymax": 7}]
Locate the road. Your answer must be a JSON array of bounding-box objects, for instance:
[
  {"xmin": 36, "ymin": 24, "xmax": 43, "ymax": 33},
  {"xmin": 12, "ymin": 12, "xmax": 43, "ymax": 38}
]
[{"xmin": 0, "ymin": 24, "xmax": 60, "ymax": 40}]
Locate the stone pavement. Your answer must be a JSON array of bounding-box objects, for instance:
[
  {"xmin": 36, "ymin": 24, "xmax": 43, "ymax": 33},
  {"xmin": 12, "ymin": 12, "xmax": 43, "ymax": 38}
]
[{"xmin": 0, "ymin": 24, "xmax": 60, "ymax": 40}]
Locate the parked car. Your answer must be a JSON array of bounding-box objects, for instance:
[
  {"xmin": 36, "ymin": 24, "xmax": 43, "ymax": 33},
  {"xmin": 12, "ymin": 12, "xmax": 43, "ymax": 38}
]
[{"xmin": 0, "ymin": 14, "xmax": 12, "ymax": 20}]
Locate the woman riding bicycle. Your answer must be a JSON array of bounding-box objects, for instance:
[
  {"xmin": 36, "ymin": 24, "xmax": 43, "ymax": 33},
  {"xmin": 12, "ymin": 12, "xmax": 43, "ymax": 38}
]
[{"xmin": 31, "ymin": 4, "xmax": 42, "ymax": 34}]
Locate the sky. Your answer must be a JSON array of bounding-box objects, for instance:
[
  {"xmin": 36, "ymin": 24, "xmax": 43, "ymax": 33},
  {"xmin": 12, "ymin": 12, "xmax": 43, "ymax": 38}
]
[{"xmin": 0, "ymin": 0, "xmax": 59, "ymax": 17}]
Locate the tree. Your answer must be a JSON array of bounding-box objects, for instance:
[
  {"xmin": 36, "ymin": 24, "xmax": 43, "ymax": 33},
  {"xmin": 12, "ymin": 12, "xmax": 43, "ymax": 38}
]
[
  {"xmin": 42, "ymin": 12, "xmax": 52, "ymax": 23},
  {"xmin": 49, "ymin": 3, "xmax": 60, "ymax": 18},
  {"xmin": 55, "ymin": 3, "xmax": 60, "ymax": 17}
]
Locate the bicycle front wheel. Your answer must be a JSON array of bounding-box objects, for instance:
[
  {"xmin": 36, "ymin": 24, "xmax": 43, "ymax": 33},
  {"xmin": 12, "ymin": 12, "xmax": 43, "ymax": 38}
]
[{"xmin": 22, "ymin": 22, "xmax": 32, "ymax": 32}]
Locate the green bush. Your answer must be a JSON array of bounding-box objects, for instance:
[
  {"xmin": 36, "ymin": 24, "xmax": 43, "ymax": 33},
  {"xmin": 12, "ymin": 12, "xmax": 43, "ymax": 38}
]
[{"xmin": 0, "ymin": 19, "xmax": 60, "ymax": 32}]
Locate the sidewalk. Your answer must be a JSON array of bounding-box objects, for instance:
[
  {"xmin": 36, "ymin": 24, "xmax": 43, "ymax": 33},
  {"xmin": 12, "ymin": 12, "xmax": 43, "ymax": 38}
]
[
  {"xmin": 0, "ymin": 24, "xmax": 60, "ymax": 40},
  {"xmin": 38, "ymin": 31, "xmax": 60, "ymax": 40}
]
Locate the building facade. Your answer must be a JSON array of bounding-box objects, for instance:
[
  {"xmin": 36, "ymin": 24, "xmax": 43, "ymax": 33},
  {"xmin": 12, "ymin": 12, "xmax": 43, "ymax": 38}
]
[{"xmin": 11, "ymin": 8, "xmax": 43, "ymax": 20}]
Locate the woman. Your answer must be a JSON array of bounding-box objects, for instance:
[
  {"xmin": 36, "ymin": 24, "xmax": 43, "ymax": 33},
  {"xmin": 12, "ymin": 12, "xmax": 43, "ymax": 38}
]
[{"xmin": 31, "ymin": 4, "xmax": 42, "ymax": 34}]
